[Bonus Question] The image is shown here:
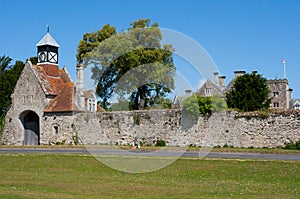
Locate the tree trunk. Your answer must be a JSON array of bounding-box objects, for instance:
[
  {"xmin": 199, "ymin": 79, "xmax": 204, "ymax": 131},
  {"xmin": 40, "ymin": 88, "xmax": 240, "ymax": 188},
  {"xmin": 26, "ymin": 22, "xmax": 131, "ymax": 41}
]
[
  {"xmin": 138, "ymin": 86, "xmax": 146, "ymax": 110},
  {"xmin": 154, "ymin": 85, "xmax": 162, "ymax": 103},
  {"xmin": 134, "ymin": 89, "xmax": 140, "ymax": 110}
]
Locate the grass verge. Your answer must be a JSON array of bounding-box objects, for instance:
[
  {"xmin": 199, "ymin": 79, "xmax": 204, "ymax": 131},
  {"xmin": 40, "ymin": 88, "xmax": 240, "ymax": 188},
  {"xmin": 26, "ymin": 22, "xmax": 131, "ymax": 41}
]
[
  {"xmin": 1, "ymin": 145, "xmax": 300, "ymax": 154},
  {"xmin": 0, "ymin": 153, "xmax": 299, "ymax": 198}
]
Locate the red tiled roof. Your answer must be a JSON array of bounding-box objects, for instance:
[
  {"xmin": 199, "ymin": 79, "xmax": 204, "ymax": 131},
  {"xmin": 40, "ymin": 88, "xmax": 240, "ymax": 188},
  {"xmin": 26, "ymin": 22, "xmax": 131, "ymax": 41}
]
[
  {"xmin": 59, "ymin": 68, "xmax": 72, "ymax": 83},
  {"xmin": 33, "ymin": 64, "xmax": 80, "ymax": 112},
  {"xmin": 44, "ymin": 82, "xmax": 80, "ymax": 112},
  {"xmin": 41, "ymin": 64, "xmax": 59, "ymax": 77},
  {"xmin": 34, "ymin": 65, "xmax": 64, "ymax": 95}
]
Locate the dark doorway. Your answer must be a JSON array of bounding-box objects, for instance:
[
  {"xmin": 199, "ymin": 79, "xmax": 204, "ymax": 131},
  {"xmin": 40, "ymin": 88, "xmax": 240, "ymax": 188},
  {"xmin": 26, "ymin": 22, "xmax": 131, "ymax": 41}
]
[{"xmin": 21, "ymin": 111, "xmax": 40, "ymax": 145}]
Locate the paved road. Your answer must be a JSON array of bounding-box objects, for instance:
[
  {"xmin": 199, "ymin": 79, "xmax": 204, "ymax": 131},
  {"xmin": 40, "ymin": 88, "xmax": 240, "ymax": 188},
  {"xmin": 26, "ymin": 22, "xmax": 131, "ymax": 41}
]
[{"xmin": 0, "ymin": 147, "xmax": 300, "ymax": 161}]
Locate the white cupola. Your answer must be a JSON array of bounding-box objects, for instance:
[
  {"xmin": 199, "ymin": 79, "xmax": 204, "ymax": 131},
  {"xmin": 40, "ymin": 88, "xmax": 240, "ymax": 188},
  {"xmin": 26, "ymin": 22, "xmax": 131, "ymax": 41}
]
[{"xmin": 36, "ymin": 29, "xmax": 60, "ymax": 65}]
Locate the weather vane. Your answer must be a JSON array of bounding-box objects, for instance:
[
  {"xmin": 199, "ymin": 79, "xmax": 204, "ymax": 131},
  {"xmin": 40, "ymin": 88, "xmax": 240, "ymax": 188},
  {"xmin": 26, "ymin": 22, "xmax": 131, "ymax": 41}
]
[{"xmin": 47, "ymin": 24, "xmax": 50, "ymax": 33}]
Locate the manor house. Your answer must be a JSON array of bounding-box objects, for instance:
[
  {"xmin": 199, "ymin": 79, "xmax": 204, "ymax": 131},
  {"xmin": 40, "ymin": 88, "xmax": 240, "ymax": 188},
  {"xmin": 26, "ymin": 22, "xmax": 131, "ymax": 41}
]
[
  {"xmin": 197, "ymin": 71, "xmax": 296, "ymax": 109},
  {"xmin": 174, "ymin": 70, "xmax": 297, "ymax": 110}
]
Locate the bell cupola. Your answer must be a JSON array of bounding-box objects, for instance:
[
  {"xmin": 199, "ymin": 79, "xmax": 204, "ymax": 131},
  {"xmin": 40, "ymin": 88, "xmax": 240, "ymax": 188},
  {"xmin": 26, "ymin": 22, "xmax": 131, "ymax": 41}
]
[{"xmin": 36, "ymin": 29, "xmax": 60, "ymax": 65}]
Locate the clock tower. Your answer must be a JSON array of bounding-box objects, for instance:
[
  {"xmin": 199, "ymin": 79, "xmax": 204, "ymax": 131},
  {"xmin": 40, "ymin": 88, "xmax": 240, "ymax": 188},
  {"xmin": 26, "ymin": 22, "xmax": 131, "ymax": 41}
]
[{"xmin": 36, "ymin": 30, "xmax": 60, "ymax": 65}]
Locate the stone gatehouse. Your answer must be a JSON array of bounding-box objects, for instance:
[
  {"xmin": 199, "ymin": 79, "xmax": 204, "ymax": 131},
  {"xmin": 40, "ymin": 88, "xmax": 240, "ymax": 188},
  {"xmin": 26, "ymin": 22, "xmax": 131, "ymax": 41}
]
[{"xmin": 2, "ymin": 32, "xmax": 97, "ymax": 145}]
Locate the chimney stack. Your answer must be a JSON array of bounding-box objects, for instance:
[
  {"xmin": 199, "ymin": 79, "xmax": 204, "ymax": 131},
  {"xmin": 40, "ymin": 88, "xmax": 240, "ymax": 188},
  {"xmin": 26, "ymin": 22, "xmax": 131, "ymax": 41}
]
[
  {"xmin": 287, "ymin": 88, "xmax": 293, "ymax": 109},
  {"xmin": 234, "ymin": 71, "xmax": 246, "ymax": 78},
  {"xmin": 213, "ymin": 72, "xmax": 219, "ymax": 86},
  {"xmin": 185, "ymin": 89, "xmax": 192, "ymax": 97},
  {"xmin": 219, "ymin": 76, "xmax": 226, "ymax": 90},
  {"xmin": 76, "ymin": 61, "xmax": 85, "ymax": 109}
]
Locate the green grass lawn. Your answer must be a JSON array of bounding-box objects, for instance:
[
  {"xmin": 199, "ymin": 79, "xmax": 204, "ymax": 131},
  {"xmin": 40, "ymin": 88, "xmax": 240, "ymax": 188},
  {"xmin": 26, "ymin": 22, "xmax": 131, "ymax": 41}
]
[{"xmin": 0, "ymin": 153, "xmax": 299, "ymax": 199}]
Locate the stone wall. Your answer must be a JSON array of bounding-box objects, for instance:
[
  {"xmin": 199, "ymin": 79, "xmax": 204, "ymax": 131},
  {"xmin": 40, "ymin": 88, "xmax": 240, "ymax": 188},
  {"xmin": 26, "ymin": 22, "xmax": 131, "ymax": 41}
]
[
  {"xmin": 41, "ymin": 112, "xmax": 75, "ymax": 145},
  {"xmin": 70, "ymin": 109, "xmax": 300, "ymax": 148},
  {"xmin": 3, "ymin": 108, "xmax": 300, "ymax": 148}
]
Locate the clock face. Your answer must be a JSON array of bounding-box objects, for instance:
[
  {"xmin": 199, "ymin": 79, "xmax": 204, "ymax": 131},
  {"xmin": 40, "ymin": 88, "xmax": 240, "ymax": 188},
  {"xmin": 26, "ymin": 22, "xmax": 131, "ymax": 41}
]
[{"xmin": 38, "ymin": 52, "xmax": 47, "ymax": 62}]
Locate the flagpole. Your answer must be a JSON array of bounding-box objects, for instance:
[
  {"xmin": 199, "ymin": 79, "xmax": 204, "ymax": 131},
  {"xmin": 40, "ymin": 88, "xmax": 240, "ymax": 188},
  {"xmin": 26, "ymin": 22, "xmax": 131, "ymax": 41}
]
[
  {"xmin": 284, "ymin": 59, "xmax": 286, "ymax": 79},
  {"xmin": 281, "ymin": 58, "xmax": 286, "ymax": 79}
]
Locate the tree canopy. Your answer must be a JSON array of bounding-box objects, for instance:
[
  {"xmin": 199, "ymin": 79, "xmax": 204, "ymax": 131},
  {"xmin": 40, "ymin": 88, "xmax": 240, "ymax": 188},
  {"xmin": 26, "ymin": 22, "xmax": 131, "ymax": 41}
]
[
  {"xmin": 182, "ymin": 94, "xmax": 227, "ymax": 119},
  {"xmin": 226, "ymin": 72, "xmax": 271, "ymax": 112},
  {"xmin": 0, "ymin": 55, "xmax": 25, "ymax": 115},
  {"xmin": 76, "ymin": 19, "xmax": 175, "ymax": 110}
]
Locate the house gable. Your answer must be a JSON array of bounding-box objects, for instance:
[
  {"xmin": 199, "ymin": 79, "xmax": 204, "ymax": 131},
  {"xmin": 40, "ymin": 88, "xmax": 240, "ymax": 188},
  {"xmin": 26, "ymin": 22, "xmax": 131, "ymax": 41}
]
[
  {"xmin": 11, "ymin": 61, "xmax": 47, "ymax": 112},
  {"xmin": 197, "ymin": 79, "xmax": 222, "ymax": 97},
  {"xmin": 83, "ymin": 90, "xmax": 97, "ymax": 112}
]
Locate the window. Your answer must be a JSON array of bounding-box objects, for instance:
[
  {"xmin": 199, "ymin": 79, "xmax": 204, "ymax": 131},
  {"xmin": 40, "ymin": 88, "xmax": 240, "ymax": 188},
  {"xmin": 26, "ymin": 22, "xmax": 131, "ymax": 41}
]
[
  {"xmin": 295, "ymin": 104, "xmax": 300, "ymax": 110},
  {"xmin": 205, "ymin": 88, "xmax": 211, "ymax": 94},
  {"xmin": 274, "ymin": 102, "xmax": 279, "ymax": 108},
  {"xmin": 294, "ymin": 102, "xmax": 300, "ymax": 110},
  {"xmin": 53, "ymin": 125, "xmax": 59, "ymax": 134},
  {"xmin": 273, "ymin": 92, "xmax": 279, "ymax": 97},
  {"xmin": 88, "ymin": 98, "xmax": 96, "ymax": 112}
]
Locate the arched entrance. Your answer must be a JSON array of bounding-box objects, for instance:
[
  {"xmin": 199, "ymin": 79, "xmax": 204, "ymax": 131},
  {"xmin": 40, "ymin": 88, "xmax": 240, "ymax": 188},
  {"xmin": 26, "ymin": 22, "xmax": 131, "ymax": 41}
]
[{"xmin": 20, "ymin": 111, "xmax": 40, "ymax": 145}]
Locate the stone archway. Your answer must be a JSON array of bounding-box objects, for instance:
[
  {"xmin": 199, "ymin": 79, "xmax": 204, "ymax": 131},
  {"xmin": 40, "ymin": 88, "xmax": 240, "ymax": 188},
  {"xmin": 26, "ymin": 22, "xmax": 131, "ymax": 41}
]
[{"xmin": 20, "ymin": 111, "xmax": 40, "ymax": 145}]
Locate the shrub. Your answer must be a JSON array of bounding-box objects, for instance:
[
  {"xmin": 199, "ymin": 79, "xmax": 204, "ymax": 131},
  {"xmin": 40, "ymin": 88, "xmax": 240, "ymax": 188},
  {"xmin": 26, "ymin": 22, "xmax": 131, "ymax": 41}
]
[
  {"xmin": 133, "ymin": 115, "xmax": 140, "ymax": 125},
  {"xmin": 55, "ymin": 140, "xmax": 66, "ymax": 145},
  {"xmin": 155, "ymin": 140, "xmax": 166, "ymax": 147},
  {"xmin": 296, "ymin": 140, "xmax": 300, "ymax": 150},
  {"xmin": 258, "ymin": 109, "xmax": 270, "ymax": 119},
  {"xmin": 283, "ymin": 140, "xmax": 300, "ymax": 150}
]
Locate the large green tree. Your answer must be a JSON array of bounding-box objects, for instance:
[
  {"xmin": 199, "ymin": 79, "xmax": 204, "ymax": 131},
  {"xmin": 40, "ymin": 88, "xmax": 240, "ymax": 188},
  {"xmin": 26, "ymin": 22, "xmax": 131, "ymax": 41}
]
[
  {"xmin": 0, "ymin": 56, "xmax": 25, "ymax": 115},
  {"xmin": 76, "ymin": 19, "xmax": 175, "ymax": 110},
  {"xmin": 226, "ymin": 72, "xmax": 271, "ymax": 112}
]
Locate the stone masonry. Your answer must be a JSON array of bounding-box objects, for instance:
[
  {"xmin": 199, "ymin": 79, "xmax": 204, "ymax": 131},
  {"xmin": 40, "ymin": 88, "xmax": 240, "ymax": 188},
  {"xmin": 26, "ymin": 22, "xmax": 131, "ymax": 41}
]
[{"xmin": 5, "ymin": 109, "xmax": 299, "ymax": 148}]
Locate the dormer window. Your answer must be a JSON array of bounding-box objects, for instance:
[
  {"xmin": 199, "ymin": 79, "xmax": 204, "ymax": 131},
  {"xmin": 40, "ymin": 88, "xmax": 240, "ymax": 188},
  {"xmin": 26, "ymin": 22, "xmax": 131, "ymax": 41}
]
[
  {"xmin": 84, "ymin": 90, "xmax": 97, "ymax": 112},
  {"xmin": 293, "ymin": 101, "xmax": 300, "ymax": 110},
  {"xmin": 295, "ymin": 104, "xmax": 300, "ymax": 110}
]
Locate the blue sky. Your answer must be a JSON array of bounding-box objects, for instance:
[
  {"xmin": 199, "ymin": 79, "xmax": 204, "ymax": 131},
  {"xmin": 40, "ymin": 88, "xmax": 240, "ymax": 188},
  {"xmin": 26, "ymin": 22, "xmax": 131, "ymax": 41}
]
[{"xmin": 1, "ymin": 0, "xmax": 300, "ymax": 98}]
